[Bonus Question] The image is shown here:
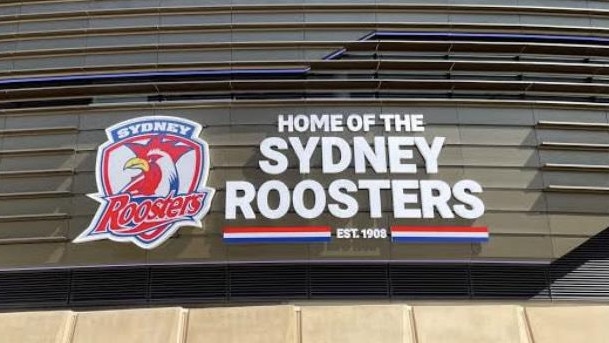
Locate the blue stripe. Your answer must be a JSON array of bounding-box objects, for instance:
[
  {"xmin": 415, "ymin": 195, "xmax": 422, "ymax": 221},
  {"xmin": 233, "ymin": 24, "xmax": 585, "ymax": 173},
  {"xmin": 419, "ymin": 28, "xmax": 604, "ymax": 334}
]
[
  {"xmin": 322, "ymin": 48, "xmax": 347, "ymax": 60},
  {"xmin": 223, "ymin": 237, "xmax": 331, "ymax": 244},
  {"xmin": 318, "ymin": 31, "xmax": 609, "ymax": 63},
  {"xmin": 392, "ymin": 237, "xmax": 489, "ymax": 243},
  {"xmin": 0, "ymin": 68, "xmax": 309, "ymax": 87},
  {"xmin": 372, "ymin": 31, "xmax": 609, "ymax": 46}
]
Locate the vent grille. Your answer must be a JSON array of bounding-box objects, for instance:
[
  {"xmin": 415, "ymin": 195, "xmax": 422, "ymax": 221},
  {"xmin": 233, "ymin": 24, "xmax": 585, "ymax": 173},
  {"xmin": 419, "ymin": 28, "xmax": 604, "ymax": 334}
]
[
  {"xmin": 0, "ymin": 270, "xmax": 69, "ymax": 309},
  {"xmin": 390, "ymin": 264, "xmax": 470, "ymax": 298},
  {"xmin": 229, "ymin": 264, "xmax": 308, "ymax": 300},
  {"xmin": 0, "ymin": 255, "xmax": 609, "ymax": 309},
  {"xmin": 470, "ymin": 265, "xmax": 550, "ymax": 299},
  {"xmin": 550, "ymin": 230, "xmax": 609, "ymax": 300},
  {"xmin": 69, "ymin": 268, "xmax": 148, "ymax": 306},
  {"xmin": 309, "ymin": 264, "xmax": 389, "ymax": 298},
  {"xmin": 150, "ymin": 265, "xmax": 227, "ymax": 303}
]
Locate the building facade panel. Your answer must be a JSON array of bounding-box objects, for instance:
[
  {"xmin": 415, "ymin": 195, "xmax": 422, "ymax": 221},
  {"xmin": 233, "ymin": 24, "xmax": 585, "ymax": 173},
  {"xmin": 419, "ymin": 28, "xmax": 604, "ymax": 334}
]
[{"xmin": 0, "ymin": 0, "xmax": 609, "ymax": 305}]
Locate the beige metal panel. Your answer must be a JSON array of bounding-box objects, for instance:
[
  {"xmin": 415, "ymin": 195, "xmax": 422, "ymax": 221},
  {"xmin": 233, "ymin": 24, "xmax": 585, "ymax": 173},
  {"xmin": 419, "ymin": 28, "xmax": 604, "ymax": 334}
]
[
  {"xmin": 73, "ymin": 150, "xmax": 96, "ymax": 173},
  {"xmin": 413, "ymin": 305, "xmax": 529, "ymax": 343},
  {"xmin": 547, "ymin": 213, "xmax": 609, "ymax": 235},
  {"xmin": 227, "ymin": 241, "xmax": 311, "ymax": 261},
  {"xmin": 480, "ymin": 190, "xmax": 546, "ymax": 212},
  {"xmin": 301, "ymin": 305, "xmax": 412, "ymax": 343},
  {"xmin": 161, "ymin": 13, "xmax": 230, "ymax": 26},
  {"xmin": 304, "ymin": 29, "xmax": 371, "ymax": 41},
  {"xmin": 475, "ymin": 212, "xmax": 550, "ymax": 235},
  {"xmin": 533, "ymin": 109, "xmax": 609, "ymax": 123},
  {"xmin": 76, "ymin": 130, "xmax": 107, "ymax": 151},
  {"xmin": 305, "ymin": 11, "xmax": 376, "ymax": 23},
  {"xmin": 210, "ymin": 146, "xmax": 278, "ymax": 168},
  {"xmin": 459, "ymin": 146, "xmax": 538, "ymax": 167},
  {"xmin": 0, "ymin": 174, "xmax": 73, "ymax": 193},
  {"xmin": 0, "ymin": 153, "xmax": 74, "ymax": 172},
  {"xmin": 473, "ymin": 235, "xmax": 553, "ymax": 260},
  {"xmin": 17, "ymin": 36, "xmax": 85, "ymax": 51},
  {"xmin": 85, "ymin": 52, "xmax": 158, "ymax": 68},
  {"xmin": 147, "ymin": 235, "xmax": 228, "ymax": 263},
  {"xmin": 463, "ymin": 167, "xmax": 542, "ymax": 189},
  {"xmin": 539, "ymin": 149, "xmax": 609, "ymax": 165},
  {"xmin": 0, "ymin": 197, "xmax": 71, "ymax": 216},
  {"xmin": 0, "ymin": 217, "xmax": 68, "ymax": 242},
  {"xmin": 71, "ymin": 308, "xmax": 182, "ymax": 343},
  {"xmin": 457, "ymin": 107, "xmax": 535, "ymax": 126},
  {"xmin": 377, "ymin": 11, "xmax": 449, "ymax": 23},
  {"xmin": 157, "ymin": 49, "xmax": 231, "ymax": 64},
  {"xmin": 459, "ymin": 126, "xmax": 537, "ymax": 146},
  {"xmin": 0, "ymin": 242, "xmax": 65, "ymax": 269},
  {"xmin": 391, "ymin": 240, "xmax": 473, "ymax": 260},
  {"xmin": 71, "ymin": 172, "xmax": 96, "ymax": 194},
  {"xmin": 12, "ymin": 55, "xmax": 85, "ymax": 71},
  {"xmin": 552, "ymin": 236, "xmax": 589, "ymax": 259},
  {"xmin": 542, "ymin": 171, "xmax": 609, "ymax": 188},
  {"xmin": 160, "ymin": 0, "xmax": 225, "ymax": 6},
  {"xmin": 526, "ymin": 306, "xmax": 609, "ymax": 343},
  {"xmin": 449, "ymin": 13, "xmax": 519, "ymax": 24},
  {"xmin": 17, "ymin": 18, "xmax": 87, "ymax": 34},
  {"xmin": 159, "ymin": 31, "xmax": 230, "ymax": 44},
  {"xmin": 88, "ymin": 15, "xmax": 159, "ymax": 30},
  {"xmin": 78, "ymin": 109, "xmax": 154, "ymax": 130},
  {"xmin": 4, "ymin": 113, "xmax": 78, "ymax": 130},
  {"xmin": 70, "ymin": 195, "xmax": 100, "ymax": 216},
  {"xmin": 0, "ymin": 310, "xmax": 73, "ymax": 343},
  {"xmin": 232, "ymin": 30, "xmax": 305, "ymax": 43},
  {"xmin": 154, "ymin": 106, "xmax": 231, "ymax": 126},
  {"xmin": 18, "ymin": 0, "xmax": 85, "ymax": 14},
  {"xmin": 2, "ymin": 131, "xmax": 76, "ymax": 150},
  {"xmin": 61, "ymin": 240, "xmax": 146, "ymax": 267},
  {"xmin": 186, "ymin": 305, "xmax": 297, "ymax": 343},
  {"xmin": 88, "ymin": 0, "xmax": 160, "ymax": 10},
  {"xmin": 84, "ymin": 34, "xmax": 157, "ymax": 48},
  {"xmin": 536, "ymin": 129, "xmax": 609, "ymax": 145},
  {"xmin": 520, "ymin": 14, "xmax": 591, "ymax": 27},
  {"xmin": 68, "ymin": 215, "xmax": 98, "ymax": 239},
  {"xmin": 545, "ymin": 192, "xmax": 609, "ymax": 214},
  {"xmin": 201, "ymin": 125, "xmax": 276, "ymax": 146}
]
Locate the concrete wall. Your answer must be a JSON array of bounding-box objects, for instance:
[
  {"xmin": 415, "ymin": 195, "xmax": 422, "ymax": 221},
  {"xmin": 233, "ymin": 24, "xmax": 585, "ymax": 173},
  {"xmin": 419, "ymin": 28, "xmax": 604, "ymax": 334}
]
[{"xmin": 2, "ymin": 303, "xmax": 609, "ymax": 343}]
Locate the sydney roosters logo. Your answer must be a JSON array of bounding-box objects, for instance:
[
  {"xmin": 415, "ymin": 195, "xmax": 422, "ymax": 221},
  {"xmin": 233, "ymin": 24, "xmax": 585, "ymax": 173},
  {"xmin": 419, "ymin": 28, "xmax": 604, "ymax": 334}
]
[{"xmin": 74, "ymin": 116, "xmax": 215, "ymax": 249}]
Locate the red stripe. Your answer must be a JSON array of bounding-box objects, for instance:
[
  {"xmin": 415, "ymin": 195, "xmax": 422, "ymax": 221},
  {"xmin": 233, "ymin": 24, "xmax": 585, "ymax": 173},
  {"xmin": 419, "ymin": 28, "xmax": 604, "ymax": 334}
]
[
  {"xmin": 391, "ymin": 226, "xmax": 488, "ymax": 233},
  {"xmin": 224, "ymin": 226, "xmax": 331, "ymax": 234}
]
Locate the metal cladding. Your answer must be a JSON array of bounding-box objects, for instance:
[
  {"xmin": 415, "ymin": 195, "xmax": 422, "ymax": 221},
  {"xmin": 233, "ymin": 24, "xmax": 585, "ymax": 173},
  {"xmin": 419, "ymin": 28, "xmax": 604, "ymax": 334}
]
[{"xmin": 1, "ymin": 0, "xmax": 609, "ymax": 303}]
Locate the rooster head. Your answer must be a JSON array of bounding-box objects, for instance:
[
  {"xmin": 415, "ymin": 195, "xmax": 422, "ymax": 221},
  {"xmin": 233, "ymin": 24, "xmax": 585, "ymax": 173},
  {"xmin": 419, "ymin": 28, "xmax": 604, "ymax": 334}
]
[{"xmin": 122, "ymin": 135, "xmax": 192, "ymax": 197}]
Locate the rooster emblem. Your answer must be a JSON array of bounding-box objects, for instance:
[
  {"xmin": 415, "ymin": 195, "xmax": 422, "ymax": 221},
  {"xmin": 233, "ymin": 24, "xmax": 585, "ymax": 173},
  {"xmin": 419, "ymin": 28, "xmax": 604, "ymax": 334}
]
[
  {"xmin": 74, "ymin": 116, "xmax": 215, "ymax": 249},
  {"xmin": 122, "ymin": 136, "xmax": 191, "ymax": 197}
]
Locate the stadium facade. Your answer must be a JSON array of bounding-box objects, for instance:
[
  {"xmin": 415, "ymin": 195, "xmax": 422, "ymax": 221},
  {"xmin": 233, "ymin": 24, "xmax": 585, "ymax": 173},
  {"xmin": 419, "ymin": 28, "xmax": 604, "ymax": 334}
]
[{"xmin": 2, "ymin": 0, "xmax": 609, "ymax": 313}]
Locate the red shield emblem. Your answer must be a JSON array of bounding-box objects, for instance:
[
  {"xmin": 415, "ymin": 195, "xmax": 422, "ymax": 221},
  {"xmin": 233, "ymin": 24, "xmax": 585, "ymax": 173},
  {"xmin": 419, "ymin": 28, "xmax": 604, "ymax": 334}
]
[{"xmin": 74, "ymin": 116, "xmax": 215, "ymax": 249}]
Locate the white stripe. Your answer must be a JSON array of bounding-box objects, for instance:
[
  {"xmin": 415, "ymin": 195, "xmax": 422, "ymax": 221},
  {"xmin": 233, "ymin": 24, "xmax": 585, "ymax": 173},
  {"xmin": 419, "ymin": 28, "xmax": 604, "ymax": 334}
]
[
  {"xmin": 224, "ymin": 232, "xmax": 331, "ymax": 239},
  {"xmin": 392, "ymin": 232, "xmax": 489, "ymax": 238}
]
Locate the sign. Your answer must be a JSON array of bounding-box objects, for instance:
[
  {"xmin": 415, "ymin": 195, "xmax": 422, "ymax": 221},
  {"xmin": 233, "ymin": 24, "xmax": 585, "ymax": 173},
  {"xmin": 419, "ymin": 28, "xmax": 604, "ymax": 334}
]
[
  {"xmin": 74, "ymin": 116, "xmax": 215, "ymax": 249},
  {"xmin": 76, "ymin": 113, "xmax": 488, "ymax": 250},
  {"xmin": 224, "ymin": 113, "xmax": 488, "ymax": 244}
]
